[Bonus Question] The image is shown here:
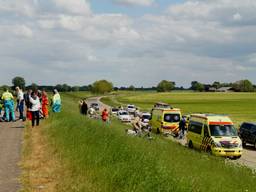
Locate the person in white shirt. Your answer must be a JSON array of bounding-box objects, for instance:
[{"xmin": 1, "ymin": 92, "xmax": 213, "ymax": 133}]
[
  {"xmin": 29, "ymin": 92, "xmax": 41, "ymax": 127},
  {"xmin": 15, "ymin": 86, "xmax": 25, "ymax": 120}
]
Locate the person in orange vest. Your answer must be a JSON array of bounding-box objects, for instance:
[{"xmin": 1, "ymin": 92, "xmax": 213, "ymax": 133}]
[
  {"xmin": 41, "ymin": 90, "xmax": 49, "ymax": 118},
  {"xmin": 101, "ymin": 108, "xmax": 109, "ymax": 123}
]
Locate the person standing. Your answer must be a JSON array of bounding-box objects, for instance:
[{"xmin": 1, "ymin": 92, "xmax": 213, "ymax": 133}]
[
  {"xmin": 80, "ymin": 100, "xmax": 88, "ymax": 115},
  {"xmin": 179, "ymin": 117, "xmax": 186, "ymax": 139},
  {"xmin": 41, "ymin": 90, "xmax": 49, "ymax": 118},
  {"xmin": 101, "ymin": 108, "xmax": 109, "ymax": 123},
  {"xmin": 24, "ymin": 89, "xmax": 32, "ymax": 121},
  {"xmin": 52, "ymin": 89, "xmax": 61, "ymax": 113},
  {"xmin": 15, "ymin": 87, "xmax": 25, "ymax": 121},
  {"xmin": 1, "ymin": 88, "xmax": 15, "ymax": 122},
  {"xmin": 29, "ymin": 92, "xmax": 41, "ymax": 127}
]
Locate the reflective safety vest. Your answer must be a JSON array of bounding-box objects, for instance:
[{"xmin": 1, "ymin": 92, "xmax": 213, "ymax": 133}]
[{"xmin": 1, "ymin": 91, "xmax": 14, "ymax": 101}]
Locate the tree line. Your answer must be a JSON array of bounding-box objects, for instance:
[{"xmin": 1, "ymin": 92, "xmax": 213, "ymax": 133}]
[{"xmin": 0, "ymin": 76, "xmax": 255, "ymax": 95}]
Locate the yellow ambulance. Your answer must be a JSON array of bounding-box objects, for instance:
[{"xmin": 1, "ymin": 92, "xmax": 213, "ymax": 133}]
[
  {"xmin": 187, "ymin": 114, "xmax": 242, "ymax": 159},
  {"xmin": 150, "ymin": 103, "xmax": 181, "ymax": 136}
]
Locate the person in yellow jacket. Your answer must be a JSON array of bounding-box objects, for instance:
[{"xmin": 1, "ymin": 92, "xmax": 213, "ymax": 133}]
[
  {"xmin": 1, "ymin": 88, "xmax": 15, "ymax": 122},
  {"xmin": 51, "ymin": 89, "xmax": 61, "ymax": 113}
]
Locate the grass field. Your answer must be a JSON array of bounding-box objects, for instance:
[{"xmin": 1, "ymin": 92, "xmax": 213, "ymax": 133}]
[
  {"xmin": 102, "ymin": 91, "xmax": 256, "ymax": 125},
  {"xmin": 33, "ymin": 92, "xmax": 256, "ymax": 192}
]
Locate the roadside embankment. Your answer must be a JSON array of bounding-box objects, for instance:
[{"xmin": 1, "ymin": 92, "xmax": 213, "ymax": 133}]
[{"xmin": 20, "ymin": 93, "xmax": 256, "ymax": 192}]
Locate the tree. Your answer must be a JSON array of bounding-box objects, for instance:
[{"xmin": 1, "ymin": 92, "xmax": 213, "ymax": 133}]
[
  {"xmin": 12, "ymin": 76, "xmax": 25, "ymax": 89},
  {"xmin": 128, "ymin": 85, "xmax": 136, "ymax": 91},
  {"xmin": 232, "ymin": 80, "xmax": 254, "ymax": 92},
  {"xmin": 156, "ymin": 80, "xmax": 175, "ymax": 92},
  {"xmin": 190, "ymin": 81, "xmax": 199, "ymax": 90},
  {"xmin": 196, "ymin": 83, "xmax": 205, "ymax": 92},
  {"xmin": 212, "ymin": 81, "xmax": 221, "ymax": 89},
  {"xmin": 190, "ymin": 81, "xmax": 204, "ymax": 92},
  {"xmin": 30, "ymin": 83, "xmax": 38, "ymax": 91},
  {"xmin": 71, "ymin": 86, "xmax": 80, "ymax": 92},
  {"xmin": 91, "ymin": 80, "xmax": 113, "ymax": 94},
  {"xmin": 62, "ymin": 84, "xmax": 71, "ymax": 92}
]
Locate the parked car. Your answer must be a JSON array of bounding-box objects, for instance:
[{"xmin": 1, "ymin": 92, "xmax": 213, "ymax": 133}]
[
  {"xmin": 111, "ymin": 107, "xmax": 119, "ymax": 115},
  {"xmin": 126, "ymin": 104, "xmax": 136, "ymax": 114},
  {"xmin": 90, "ymin": 103, "xmax": 100, "ymax": 111},
  {"xmin": 118, "ymin": 110, "xmax": 131, "ymax": 122},
  {"xmin": 239, "ymin": 122, "xmax": 256, "ymax": 149},
  {"xmin": 140, "ymin": 112, "xmax": 151, "ymax": 124}
]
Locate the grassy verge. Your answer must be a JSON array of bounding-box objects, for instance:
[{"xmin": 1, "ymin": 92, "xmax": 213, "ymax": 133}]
[
  {"xmin": 38, "ymin": 93, "xmax": 256, "ymax": 191},
  {"xmin": 20, "ymin": 120, "xmax": 64, "ymax": 192}
]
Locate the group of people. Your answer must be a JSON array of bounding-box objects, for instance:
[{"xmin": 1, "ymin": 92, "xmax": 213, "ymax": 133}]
[
  {"xmin": 79, "ymin": 100, "xmax": 109, "ymax": 122},
  {"xmin": 0, "ymin": 87, "xmax": 62, "ymax": 127}
]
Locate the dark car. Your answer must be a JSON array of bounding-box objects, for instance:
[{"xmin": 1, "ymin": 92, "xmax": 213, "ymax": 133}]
[
  {"xmin": 90, "ymin": 103, "xmax": 100, "ymax": 111},
  {"xmin": 239, "ymin": 122, "xmax": 256, "ymax": 149}
]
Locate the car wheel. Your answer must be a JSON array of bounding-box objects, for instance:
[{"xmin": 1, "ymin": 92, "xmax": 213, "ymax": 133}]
[
  {"xmin": 254, "ymin": 141, "xmax": 256, "ymax": 150},
  {"xmin": 188, "ymin": 140, "xmax": 193, "ymax": 149},
  {"xmin": 236, "ymin": 155, "xmax": 241, "ymax": 159}
]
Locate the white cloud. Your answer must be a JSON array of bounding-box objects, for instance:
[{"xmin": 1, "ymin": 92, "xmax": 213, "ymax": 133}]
[
  {"xmin": 0, "ymin": 0, "xmax": 37, "ymax": 17},
  {"xmin": 167, "ymin": 0, "xmax": 256, "ymax": 25},
  {"xmin": 0, "ymin": 0, "xmax": 256, "ymax": 87},
  {"xmin": 14, "ymin": 25, "xmax": 33, "ymax": 38},
  {"xmin": 233, "ymin": 13, "xmax": 242, "ymax": 21},
  {"xmin": 113, "ymin": 0, "xmax": 154, "ymax": 7},
  {"xmin": 51, "ymin": 0, "xmax": 91, "ymax": 15}
]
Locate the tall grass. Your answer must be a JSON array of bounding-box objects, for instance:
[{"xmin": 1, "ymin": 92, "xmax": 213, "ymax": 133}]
[{"xmin": 44, "ymin": 93, "xmax": 256, "ymax": 192}]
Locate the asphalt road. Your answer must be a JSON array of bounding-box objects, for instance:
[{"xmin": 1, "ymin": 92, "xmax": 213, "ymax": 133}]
[
  {"xmin": 88, "ymin": 96, "xmax": 256, "ymax": 170},
  {"xmin": 0, "ymin": 119, "xmax": 24, "ymax": 192}
]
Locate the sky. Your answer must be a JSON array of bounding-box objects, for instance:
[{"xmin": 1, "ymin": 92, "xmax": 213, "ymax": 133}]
[{"xmin": 0, "ymin": 0, "xmax": 256, "ymax": 88}]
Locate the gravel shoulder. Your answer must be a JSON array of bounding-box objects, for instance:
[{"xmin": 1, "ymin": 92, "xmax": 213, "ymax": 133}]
[{"xmin": 0, "ymin": 119, "xmax": 24, "ymax": 192}]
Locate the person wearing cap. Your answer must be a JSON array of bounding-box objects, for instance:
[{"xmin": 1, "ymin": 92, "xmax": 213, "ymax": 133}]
[
  {"xmin": 52, "ymin": 89, "xmax": 61, "ymax": 113},
  {"xmin": 15, "ymin": 86, "xmax": 25, "ymax": 120},
  {"xmin": 1, "ymin": 88, "xmax": 15, "ymax": 122}
]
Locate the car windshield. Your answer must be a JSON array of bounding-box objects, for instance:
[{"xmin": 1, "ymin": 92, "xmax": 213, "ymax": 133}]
[
  {"xmin": 128, "ymin": 106, "xmax": 135, "ymax": 108},
  {"xmin": 142, "ymin": 115, "xmax": 151, "ymax": 119},
  {"xmin": 210, "ymin": 125, "xmax": 238, "ymax": 136},
  {"xmin": 120, "ymin": 112, "xmax": 128, "ymax": 115},
  {"xmin": 164, "ymin": 114, "xmax": 180, "ymax": 123},
  {"xmin": 91, "ymin": 103, "xmax": 98, "ymax": 106},
  {"xmin": 112, "ymin": 108, "xmax": 118, "ymax": 112}
]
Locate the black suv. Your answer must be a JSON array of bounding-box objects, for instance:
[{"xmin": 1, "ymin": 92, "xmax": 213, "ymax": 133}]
[{"xmin": 239, "ymin": 122, "xmax": 256, "ymax": 149}]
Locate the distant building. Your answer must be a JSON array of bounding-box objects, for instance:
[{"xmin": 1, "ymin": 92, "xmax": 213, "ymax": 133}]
[
  {"xmin": 208, "ymin": 87, "xmax": 217, "ymax": 92},
  {"xmin": 216, "ymin": 87, "xmax": 233, "ymax": 92}
]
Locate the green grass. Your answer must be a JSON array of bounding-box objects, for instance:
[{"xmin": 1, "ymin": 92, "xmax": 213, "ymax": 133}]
[
  {"xmin": 44, "ymin": 93, "xmax": 256, "ymax": 192},
  {"xmin": 102, "ymin": 91, "xmax": 256, "ymax": 125}
]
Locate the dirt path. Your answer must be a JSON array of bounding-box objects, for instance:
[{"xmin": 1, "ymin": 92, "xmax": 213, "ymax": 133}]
[{"xmin": 0, "ymin": 119, "xmax": 24, "ymax": 191}]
